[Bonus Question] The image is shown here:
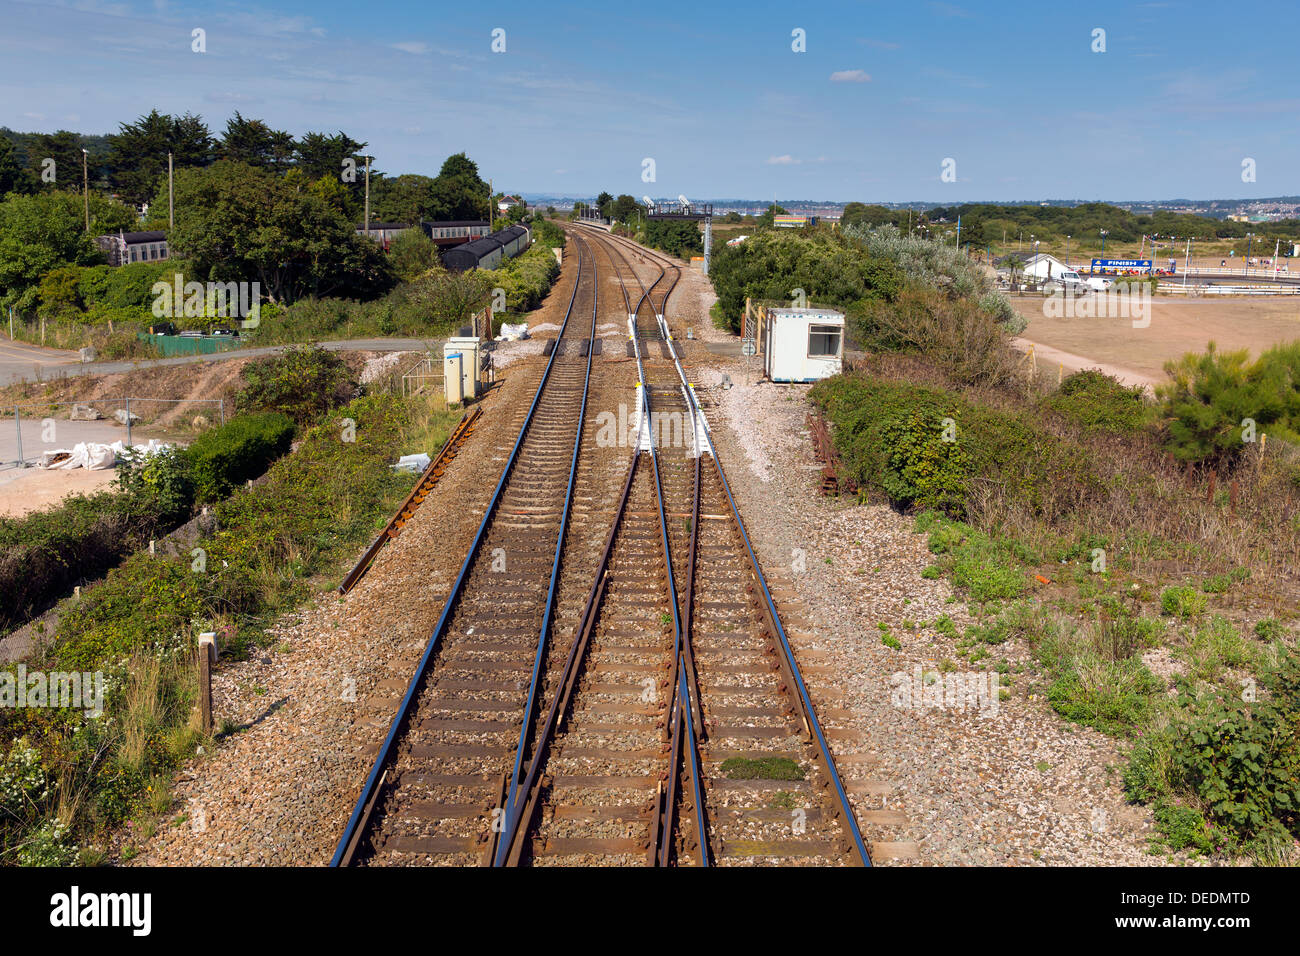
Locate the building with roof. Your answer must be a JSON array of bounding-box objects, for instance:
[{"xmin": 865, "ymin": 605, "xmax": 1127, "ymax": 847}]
[{"xmin": 93, "ymin": 231, "xmax": 169, "ymax": 267}]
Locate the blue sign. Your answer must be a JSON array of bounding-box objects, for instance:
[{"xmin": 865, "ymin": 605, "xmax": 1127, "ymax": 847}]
[{"xmin": 1091, "ymin": 258, "xmax": 1152, "ymax": 271}]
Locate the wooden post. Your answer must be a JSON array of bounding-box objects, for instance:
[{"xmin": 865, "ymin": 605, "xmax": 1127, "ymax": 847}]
[
  {"xmin": 198, "ymin": 632, "xmax": 216, "ymax": 734},
  {"xmin": 1206, "ymin": 472, "xmax": 1216, "ymax": 503}
]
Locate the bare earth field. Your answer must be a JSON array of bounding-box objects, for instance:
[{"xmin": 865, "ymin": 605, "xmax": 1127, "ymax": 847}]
[{"xmin": 1014, "ymin": 294, "xmax": 1300, "ymax": 387}]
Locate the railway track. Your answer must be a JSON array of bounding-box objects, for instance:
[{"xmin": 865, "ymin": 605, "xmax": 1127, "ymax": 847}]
[
  {"xmin": 332, "ymin": 224, "xmax": 870, "ymax": 866},
  {"xmin": 332, "ymin": 232, "xmax": 600, "ymax": 865},
  {"xmin": 579, "ymin": 226, "xmax": 872, "ymax": 865}
]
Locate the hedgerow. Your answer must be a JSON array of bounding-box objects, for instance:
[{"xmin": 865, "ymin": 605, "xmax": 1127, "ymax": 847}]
[
  {"xmin": 0, "ymin": 393, "xmax": 413, "ymax": 863},
  {"xmin": 183, "ymin": 411, "xmax": 294, "ymax": 503}
]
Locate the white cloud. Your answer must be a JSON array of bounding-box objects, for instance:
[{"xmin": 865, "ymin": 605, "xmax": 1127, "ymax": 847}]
[
  {"xmin": 392, "ymin": 41, "xmax": 430, "ymax": 55},
  {"xmin": 766, "ymin": 155, "xmax": 801, "ymax": 165},
  {"xmin": 830, "ymin": 70, "xmax": 872, "ymax": 83}
]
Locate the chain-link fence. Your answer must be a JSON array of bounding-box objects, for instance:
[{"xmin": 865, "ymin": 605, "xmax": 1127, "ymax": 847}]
[{"xmin": 4, "ymin": 398, "xmax": 226, "ymax": 469}]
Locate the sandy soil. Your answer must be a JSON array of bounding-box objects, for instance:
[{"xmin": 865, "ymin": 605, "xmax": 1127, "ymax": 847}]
[
  {"xmin": 0, "ymin": 466, "xmax": 120, "ymax": 517},
  {"xmin": 1014, "ymin": 294, "xmax": 1300, "ymax": 385}
]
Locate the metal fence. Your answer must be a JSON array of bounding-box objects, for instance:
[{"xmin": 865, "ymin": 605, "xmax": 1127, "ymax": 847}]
[{"xmin": 5, "ymin": 397, "xmax": 226, "ymax": 469}]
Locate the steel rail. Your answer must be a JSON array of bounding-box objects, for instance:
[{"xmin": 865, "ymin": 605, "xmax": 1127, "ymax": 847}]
[
  {"xmin": 490, "ymin": 229, "xmax": 690, "ymax": 865},
  {"xmin": 585, "ymin": 226, "xmax": 872, "ymax": 867},
  {"xmin": 337, "ymin": 406, "xmax": 481, "ymax": 596},
  {"xmin": 331, "ymin": 234, "xmax": 593, "ymax": 867},
  {"xmin": 603, "ymin": 228, "xmax": 709, "ymax": 866},
  {"xmin": 706, "ymin": 447, "xmax": 872, "ymax": 866},
  {"xmin": 576, "ymin": 227, "xmax": 708, "ymax": 865},
  {"xmin": 491, "ymin": 231, "xmax": 600, "ymax": 865},
  {"xmin": 496, "ymin": 451, "xmax": 639, "ymax": 865}
]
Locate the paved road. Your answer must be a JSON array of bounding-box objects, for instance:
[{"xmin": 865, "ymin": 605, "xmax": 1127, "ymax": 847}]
[
  {"xmin": 0, "ymin": 336, "xmax": 437, "ymax": 387},
  {"xmin": 0, "ymin": 336, "xmax": 82, "ymax": 386}
]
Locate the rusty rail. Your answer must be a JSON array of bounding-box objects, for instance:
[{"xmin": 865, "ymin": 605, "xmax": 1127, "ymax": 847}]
[{"xmin": 337, "ymin": 405, "xmax": 481, "ymax": 596}]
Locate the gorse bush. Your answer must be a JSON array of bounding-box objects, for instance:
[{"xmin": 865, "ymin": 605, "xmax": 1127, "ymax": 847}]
[
  {"xmin": 1045, "ymin": 369, "xmax": 1150, "ymax": 432},
  {"xmin": 1157, "ymin": 339, "xmax": 1300, "ymax": 467},
  {"xmin": 236, "ymin": 345, "xmax": 357, "ymax": 425}
]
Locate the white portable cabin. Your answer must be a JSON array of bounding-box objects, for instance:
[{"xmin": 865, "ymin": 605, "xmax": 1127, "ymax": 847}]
[{"xmin": 761, "ymin": 307, "xmax": 844, "ymax": 383}]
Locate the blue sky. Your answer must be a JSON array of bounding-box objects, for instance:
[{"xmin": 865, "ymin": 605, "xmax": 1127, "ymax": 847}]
[{"xmin": 2, "ymin": 0, "xmax": 1296, "ymax": 202}]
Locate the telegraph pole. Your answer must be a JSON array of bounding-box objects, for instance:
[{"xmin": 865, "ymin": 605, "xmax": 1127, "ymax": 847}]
[
  {"xmin": 363, "ymin": 156, "xmax": 371, "ymax": 238},
  {"xmin": 81, "ymin": 148, "xmax": 89, "ymax": 233},
  {"xmin": 168, "ymin": 152, "xmax": 174, "ymax": 231}
]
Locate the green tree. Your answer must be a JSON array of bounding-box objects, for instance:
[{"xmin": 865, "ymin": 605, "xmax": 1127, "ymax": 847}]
[
  {"xmin": 0, "ymin": 192, "xmax": 102, "ymax": 311},
  {"xmin": 428, "ymin": 153, "xmax": 490, "ymax": 221},
  {"xmin": 29, "ymin": 131, "xmax": 86, "ymax": 191},
  {"xmin": 219, "ymin": 112, "xmax": 296, "ymax": 171},
  {"xmin": 108, "ymin": 110, "xmax": 214, "ymax": 207},
  {"xmin": 0, "ymin": 137, "xmax": 35, "ymax": 196},
  {"xmin": 757, "ymin": 203, "xmax": 788, "ymax": 227},
  {"xmin": 610, "ymin": 195, "xmax": 639, "ymax": 223},
  {"xmin": 371, "ymin": 173, "xmax": 437, "ymax": 224},
  {"xmin": 387, "ymin": 227, "xmax": 439, "ymax": 280},
  {"xmin": 295, "ymin": 130, "xmax": 366, "ymax": 181},
  {"xmin": 164, "ymin": 160, "xmax": 393, "ymax": 304}
]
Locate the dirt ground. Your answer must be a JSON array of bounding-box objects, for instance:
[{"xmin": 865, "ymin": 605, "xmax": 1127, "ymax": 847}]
[
  {"xmin": 1015, "ymin": 294, "xmax": 1300, "ymax": 386},
  {"xmin": 0, "ymin": 466, "xmax": 119, "ymax": 517}
]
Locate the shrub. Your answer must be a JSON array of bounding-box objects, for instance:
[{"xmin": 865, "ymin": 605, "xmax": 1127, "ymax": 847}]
[
  {"xmin": 1044, "ymin": 369, "xmax": 1149, "ymax": 432},
  {"xmin": 878, "ymin": 413, "xmax": 970, "ymax": 513},
  {"xmin": 236, "ymin": 346, "xmax": 356, "ymax": 425},
  {"xmin": 847, "ymin": 283, "xmax": 1019, "ymax": 386},
  {"xmin": 1254, "ymin": 618, "xmax": 1284, "ymax": 641},
  {"xmin": 1151, "ymin": 800, "xmax": 1221, "ymax": 855},
  {"xmin": 1045, "ymin": 654, "xmax": 1161, "ymax": 734},
  {"xmin": 1160, "ymin": 585, "xmax": 1207, "ymax": 618},
  {"xmin": 387, "ymin": 228, "xmax": 439, "ymax": 280},
  {"xmin": 811, "ymin": 373, "xmax": 1102, "ymax": 524},
  {"xmin": 0, "ymin": 740, "xmax": 49, "ymax": 823},
  {"xmin": 183, "ymin": 412, "xmax": 294, "ymax": 503},
  {"xmin": 707, "ymin": 228, "xmax": 902, "ymax": 332},
  {"xmin": 0, "ymin": 478, "xmax": 180, "ymax": 634},
  {"xmin": 1170, "ymin": 655, "xmax": 1300, "ymax": 843},
  {"xmin": 1157, "ymin": 341, "xmax": 1294, "ymax": 466},
  {"xmin": 917, "ymin": 513, "xmax": 1028, "ymax": 601}
]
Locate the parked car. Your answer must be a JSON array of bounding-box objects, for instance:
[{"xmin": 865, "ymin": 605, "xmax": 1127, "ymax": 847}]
[
  {"xmin": 148, "ymin": 321, "xmax": 177, "ymax": 335},
  {"xmin": 178, "ymin": 330, "xmax": 204, "ymax": 338},
  {"xmin": 211, "ymin": 327, "xmax": 240, "ymax": 337},
  {"xmin": 1085, "ymin": 276, "xmax": 1114, "ymax": 292}
]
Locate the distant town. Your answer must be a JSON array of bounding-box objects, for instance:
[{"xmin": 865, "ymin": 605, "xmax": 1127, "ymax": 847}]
[{"xmin": 523, "ymin": 194, "xmax": 1300, "ymax": 223}]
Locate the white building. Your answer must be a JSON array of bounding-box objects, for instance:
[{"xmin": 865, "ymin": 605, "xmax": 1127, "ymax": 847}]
[
  {"xmin": 760, "ymin": 307, "xmax": 844, "ymax": 383},
  {"xmin": 1020, "ymin": 253, "xmax": 1069, "ymax": 281}
]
